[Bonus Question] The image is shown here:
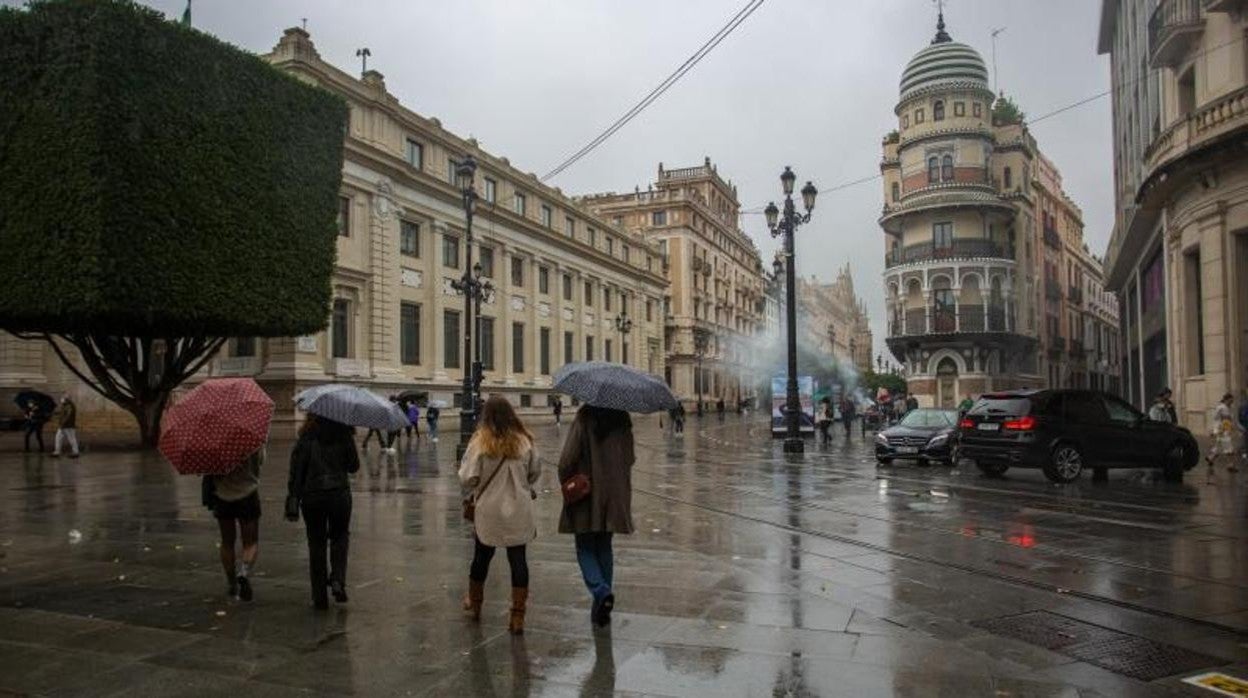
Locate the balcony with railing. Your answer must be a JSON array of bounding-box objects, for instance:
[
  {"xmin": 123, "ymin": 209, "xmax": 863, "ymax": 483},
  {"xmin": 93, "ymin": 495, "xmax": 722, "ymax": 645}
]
[
  {"xmin": 884, "ymin": 239, "xmax": 1010, "ymax": 269},
  {"xmin": 1048, "ymin": 335, "xmax": 1066, "ymax": 356},
  {"xmin": 1149, "ymin": 0, "xmax": 1203, "ymax": 68},
  {"xmin": 889, "ymin": 304, "xmax": 1011, "ymax": 338},
  {"xmin": 1069, "ymin": 339, "xmax": 1086, "ymax": 357},
  {"xmin": 1042, "ymin": 226, "xmax": 1062, "ymax": 249},
  {"xmin": 1145, "ymin": 84, "xmax": 1248, "ymax": 175},
  {"xmin": 1068, "ymin": 285, "xmax": 1084, "ymax": 305},
  {"xmin": 1044, "ymin": 278, "xmax": 1063, "ymax": 301}
]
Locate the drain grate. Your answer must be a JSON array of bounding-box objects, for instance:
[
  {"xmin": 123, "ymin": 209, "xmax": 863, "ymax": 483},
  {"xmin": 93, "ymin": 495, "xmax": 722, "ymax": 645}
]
[{"xmin": 971, "ymin": 611, "xmax": 1226, "ymax": 682}]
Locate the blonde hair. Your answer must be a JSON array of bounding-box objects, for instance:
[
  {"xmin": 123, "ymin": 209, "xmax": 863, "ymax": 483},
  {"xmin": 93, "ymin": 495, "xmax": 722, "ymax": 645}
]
[{"xmin": 470, "ymin": 396, "xmax": 532, "ymax": 459}]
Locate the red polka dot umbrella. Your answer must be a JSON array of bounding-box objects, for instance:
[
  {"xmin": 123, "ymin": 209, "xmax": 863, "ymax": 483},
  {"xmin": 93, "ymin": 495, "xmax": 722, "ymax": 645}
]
[{"xmin": 159, "ymin": 378, "xmax": 275, "ymax": 475}]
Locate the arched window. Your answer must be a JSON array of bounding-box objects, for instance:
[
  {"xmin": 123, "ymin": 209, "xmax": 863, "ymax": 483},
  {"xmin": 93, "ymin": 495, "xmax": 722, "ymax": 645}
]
[
  {"xmin": 1003, "ymin": 167, "xmax": 1013, "ymax": 190},
  {"xmin": 891, "ymin": 182, "xmax": 900, "ymax": 201},
  {"xmin": 941, "ymin": 155, "xmax": 954, "ymax": 182},
  {"xmin": 933, "ymin": 100, "xmax": 945, "ymax": 121},
  {"xmin": 928, "ymin": 157, "xmax": 940, "ymax": 184}
]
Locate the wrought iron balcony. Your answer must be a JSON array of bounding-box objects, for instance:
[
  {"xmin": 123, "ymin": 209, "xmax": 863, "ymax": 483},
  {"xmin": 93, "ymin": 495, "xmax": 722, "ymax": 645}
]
[
  {"xmin": 1044, "ymin": 278, "xmax": 1063, "ymax": 300},
  {"xmin": 884, "ymin": 239, "xmax": 1009, "ymax": 268},
  {"xmin": 1042, "ymin": 226, "xmax": 1062, "ymax": 249},
  {"xmin": 1068, "ymin": 286, "xmax": 1084, "ymax": 305},
  {"xmin": 1149, "ymin": 0, "xmax": 1203, "ymax": 68},
  {"xmin": 888, "ymin": 304, "xmax": 1010, "ymax": 338}
]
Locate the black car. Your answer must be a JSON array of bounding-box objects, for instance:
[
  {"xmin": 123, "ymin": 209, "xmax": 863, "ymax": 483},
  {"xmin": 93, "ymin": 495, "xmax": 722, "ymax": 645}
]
[
  {"xmin": 875, "ymin": 408, "xmax": 959, "ymax": 466},
  {"xmin": 958, "ymin": 389, "xmax": 1200, "ymax": 483}
]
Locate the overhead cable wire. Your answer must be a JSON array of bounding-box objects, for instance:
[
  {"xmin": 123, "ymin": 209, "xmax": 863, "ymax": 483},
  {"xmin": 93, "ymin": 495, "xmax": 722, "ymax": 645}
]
[{"xmin": 541, "ymin": 0, "xmax": 768, "ymax": 182}]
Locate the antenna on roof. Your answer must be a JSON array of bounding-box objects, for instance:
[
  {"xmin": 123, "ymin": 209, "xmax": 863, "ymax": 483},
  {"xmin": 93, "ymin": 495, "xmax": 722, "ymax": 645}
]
[{"xmin": 991, "ymin": 27, "xmax": 1007, "ymax": 94}]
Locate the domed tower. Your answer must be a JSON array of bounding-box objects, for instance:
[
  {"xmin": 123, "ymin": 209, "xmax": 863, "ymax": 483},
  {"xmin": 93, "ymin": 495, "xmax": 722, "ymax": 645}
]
[{"xmin": 879, "ymin": 13, "xmax": 1040, "ymax": 408}]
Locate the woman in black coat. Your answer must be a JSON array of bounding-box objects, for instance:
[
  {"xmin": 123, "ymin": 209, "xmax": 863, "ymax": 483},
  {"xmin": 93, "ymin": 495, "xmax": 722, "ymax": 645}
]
[{"xmin": 287, "ymin": 415, "xmax": 359, "ymax": 610}]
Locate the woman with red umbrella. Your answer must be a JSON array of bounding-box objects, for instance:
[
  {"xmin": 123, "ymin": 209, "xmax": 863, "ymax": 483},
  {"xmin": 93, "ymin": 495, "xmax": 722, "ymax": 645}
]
[{"xmin": 205, "ymin": 446, "xmax": 266, "ymax": 601}]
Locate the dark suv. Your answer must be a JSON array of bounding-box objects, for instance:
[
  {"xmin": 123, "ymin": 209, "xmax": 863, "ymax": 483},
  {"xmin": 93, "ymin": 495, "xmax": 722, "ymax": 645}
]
[{"xmin": 958, "ymin": 389, "xmax": 1200, "ymax": 483}]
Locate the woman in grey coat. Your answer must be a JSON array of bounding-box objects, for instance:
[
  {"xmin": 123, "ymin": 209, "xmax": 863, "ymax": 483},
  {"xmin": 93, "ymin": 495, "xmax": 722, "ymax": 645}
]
[{"xmin": 558, "ymin": 405, "xmax": 634, "ymax": 627}]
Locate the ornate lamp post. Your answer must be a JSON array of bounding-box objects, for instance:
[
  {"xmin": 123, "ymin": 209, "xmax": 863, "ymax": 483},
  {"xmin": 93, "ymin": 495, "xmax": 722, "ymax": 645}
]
[
  {"xmin": 765, "ymin": 166, "xmax": 817, "ymax": 454},
  {"xmin": 693, "ymin": 327, "xmax": 711, "ymax": 416},
  {"xmin": 614, "ymin": 309, "xmax": 633, "ymax": 364},
  {"xmin": 849, "ymin": 337, "xmax": 857, "ymax": 370},
  {"xmin": 450, "ymin": 155, "xmax": 494, "ymax": 459},
  {"xmin": 827, "ymin": 324, "xmax": 837, "ymax": 357}
]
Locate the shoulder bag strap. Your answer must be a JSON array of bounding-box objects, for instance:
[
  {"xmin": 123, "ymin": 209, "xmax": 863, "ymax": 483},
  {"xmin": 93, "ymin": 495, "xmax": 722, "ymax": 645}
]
[{"xmin": 476, "ymin": 456, "xmax": 507, "ymax": 498}]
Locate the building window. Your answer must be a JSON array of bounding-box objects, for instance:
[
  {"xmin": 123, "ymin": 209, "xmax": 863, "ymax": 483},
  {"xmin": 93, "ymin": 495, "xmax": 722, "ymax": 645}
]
[
  {"xmin": 1184, "ymin": 249, "xmax": 1205, "ymax": 375},
  {"xmin": 512, "ymin": 322, "xmax": 524, "ymax": 373},
  {"xmin": 484, "ymin": 178, "xmax": 497, "ymax": 203},
  {"xmin": 933, "ymin": 100, "xmax": 945, "ymax": 121},
  {"xmin": 405, "ymin": 139, "xmax": 423, "ymax": 169},
  {"xmin": 514, "ymin": 192, "xmax": 526, "ymax": 216},
  {"xmin": 954, "ymin": 101, "xmax": 965, "ymax": 117},
  {"xmin": 973, "ymin": 102, "xmax": 982, "ymax": 118},
  {"xmin": 584, "ymin": 281, "xmax": 593, "ymax": 304},
  {"xmin": 400, "ymin": 220, "xmax": 420, "ymax": 257},
  {"xmin": 337, "ymin": 196, "xmax": 350, "ymax": 237},
  {"xmin": 539, "ymin": 328, "xmax": 551, "ymax": 375},
  {"xmin": 563, "ymin": 273, "xmax": 573, "ymax": 301},
  {"xmin": 585, "ymin": 335, "xmax": 594, "ymax": 362},
  {"xmin": 233, "ymin": 337, "xmax": 255, "ymax": 357},
  {"xmin": 480, "ymin": 317, "xmax": 495, "ymax": 371},
  {"xmin": 652, "ymin": 211, "xmax": 667, "ymax": 226},
  {"xmin": 400, "ymin": 302, "xmax": 421, "ymax": 365},
  {"xmin": 447, "ymin": 157, "xmax": 457, "ymax": 185},
  {"xmin": 902, "ymin": 114, "xmax": 910, "ymax": 128},
  {"xmin": 442, "ymin": 235, "xmax": 460, "ymax": 268},
  {"xmin": 479, "ymin": 246, "xmax": 495, "ymax": 277},
  {"xmin": 588, "ymin": 227, "xmax": 597, "ymax": 247},
  {"xmin": 565, "ymin": 216, "xmax": 575, "ymax": 236},
  {"xmin": 891, "ymin": 182, "xmax": 900, "ymax": 202},
  {"xmin": 622, "ymin": 243, "xmax": 629, "ymax": 263},
  {"xmin": 607, "ymin": 237, "xmax": 615, "ymax": 257},
  {"xmin": 538, "ymin": 266, "xmax": 549, "ymax": 294},
  {"xmin": 332, "ymin": 298, "xmax": 350, "ymax": 358},
  {"xmin": 443, "ymin": 310, "xmax": 461, "ymax": 369},
  {"xmin": 605, "ymin": 339, "xmax": 613, "ymax": 363},
  {"xmin": 564, "ymin": 331, "xmax": 574, "ymax": 363},
  {"xmin": 540, "ymin": 205, "xmax": 552, "ymax": 228},
  {"xmin": 927, "ymin": 157, "xmax": 940, "ymax": 184},
  {"xmin": 510, "ymin": 255, "xmax": 524, "ymax": 287},
  {"xmin": 646, "ymin": 300, "xmax": 653, "ymax": 322},
  {"xmin": 1004, "ymin": 167, "xmax": 1013, "ymax": 190},
  {"xmin": 915, "ymin": 108, "xmax": 925, "ymax": 124},
  {"xmin": 941, "ymin": 154, "xmax": 953, "ymax": 182},
  {"xmin": 604, "ymin": 288, "xmax": 612, "ymax": 311},
  {"xmin": 933, "ymin": 222, "xmax": 953, "ymax": 250}
]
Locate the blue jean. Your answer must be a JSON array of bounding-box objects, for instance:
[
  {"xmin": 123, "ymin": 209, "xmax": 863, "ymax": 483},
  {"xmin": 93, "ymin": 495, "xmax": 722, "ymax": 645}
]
[{"xmin": 574, "ymin": 532, "xmax": 614, "ymax": 603}]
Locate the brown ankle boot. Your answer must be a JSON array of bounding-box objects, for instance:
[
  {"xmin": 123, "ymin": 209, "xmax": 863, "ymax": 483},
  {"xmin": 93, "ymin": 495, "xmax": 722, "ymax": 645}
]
[
  {"xmin": 508, "ymin": 587, "xmax": 528, "ymax": 635},
  {"xmin": 462, "ymin": 579, "xmax": 484, "ymax": 621}
]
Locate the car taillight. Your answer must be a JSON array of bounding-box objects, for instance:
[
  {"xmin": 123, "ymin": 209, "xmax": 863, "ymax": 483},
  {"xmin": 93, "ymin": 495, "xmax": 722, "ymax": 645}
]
[
  {"xmin": 1003, "ymin": 415, "xmax": 1036, "ymax": 431},
  {"xmin": 958, "ymin": 418, "xmax": 973, "ymax": 429}
]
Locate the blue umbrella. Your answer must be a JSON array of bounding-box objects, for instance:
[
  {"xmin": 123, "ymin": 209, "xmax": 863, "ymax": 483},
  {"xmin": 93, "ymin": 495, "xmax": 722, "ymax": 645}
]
[
  {"xmin": 553, "ymin": 362, "xmax": 678, "ymax": 414},
  {"xmin": 294, "ymin": 384, "xmax": 408, "ymax": 431}
]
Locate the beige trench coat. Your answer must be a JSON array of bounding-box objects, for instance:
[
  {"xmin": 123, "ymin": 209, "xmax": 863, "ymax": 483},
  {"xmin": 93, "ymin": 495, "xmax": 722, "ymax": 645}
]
[{"xmin": 458, "ymin": 437, "xmax": 541, "ymax": 548}]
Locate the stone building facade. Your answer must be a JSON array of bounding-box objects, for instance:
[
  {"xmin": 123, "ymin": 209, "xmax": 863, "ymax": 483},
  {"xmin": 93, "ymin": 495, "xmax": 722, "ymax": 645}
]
[
  {"xmin": 880, "ymin": 15, "xmax": 1120, "ymax": 407},
  {"xmin": 579, "ymin": 161, "xmax": 768, "ymax": 410},
  {"xmin": 0, "ymin": 27, "xmax": 669, "ymax": 432},
  {"xmin": 1099, "ymin": 0, "xmax": 1248, "ymax": 430},
  {"xmin": 797, "ymin": 267, "xmax": 873, "ymax": 374}
]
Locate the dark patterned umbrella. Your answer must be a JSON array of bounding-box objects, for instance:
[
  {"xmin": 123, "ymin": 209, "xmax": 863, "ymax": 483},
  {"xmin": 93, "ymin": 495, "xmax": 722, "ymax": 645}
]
[{"xmin": 553, "ymin": 362, "xmax": 677, "ymax": 414}]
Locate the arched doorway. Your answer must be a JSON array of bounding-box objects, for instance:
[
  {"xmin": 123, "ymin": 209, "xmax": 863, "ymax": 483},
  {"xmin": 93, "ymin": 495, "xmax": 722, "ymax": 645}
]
[{"xmin": 936, "ymin": 357, "xmax": 958, "ymax": 409}]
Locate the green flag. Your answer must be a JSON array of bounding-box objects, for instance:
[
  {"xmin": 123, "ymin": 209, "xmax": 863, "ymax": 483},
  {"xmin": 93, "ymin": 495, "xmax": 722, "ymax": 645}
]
[{"xmin": 180, "ymin": 0, "xmax": 191, "ymax": 27}]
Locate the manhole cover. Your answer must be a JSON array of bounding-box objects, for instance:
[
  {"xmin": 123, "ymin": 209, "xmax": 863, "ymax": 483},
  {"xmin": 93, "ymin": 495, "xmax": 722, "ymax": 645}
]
[{"xmin": 972, "ymin": 611, "xmax": 1227, "ymax": 681}]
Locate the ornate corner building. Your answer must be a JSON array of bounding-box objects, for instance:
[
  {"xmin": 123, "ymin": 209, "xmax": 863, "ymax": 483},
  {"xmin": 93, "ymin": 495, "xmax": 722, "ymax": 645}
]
[
  {"xmin": 880, "ymin": 15, "xmax": 1121, "ymax": 407},
  {"xmin": 1099, "ymin": 0, "xmax": 1248, "ymax": 430},
  {"xmin": 580, "ymin": 161, "xmax": 769, "ymax": 410},
  {"xmin": 797, "ymin": 267, "xmax": 874, "ymax": 374}
]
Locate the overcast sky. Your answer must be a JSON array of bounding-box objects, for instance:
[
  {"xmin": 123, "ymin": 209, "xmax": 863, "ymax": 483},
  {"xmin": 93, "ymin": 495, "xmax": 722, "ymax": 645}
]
[{"xmin": 14, "ymin": 0, "xmax": 1112, "ymax": 359}]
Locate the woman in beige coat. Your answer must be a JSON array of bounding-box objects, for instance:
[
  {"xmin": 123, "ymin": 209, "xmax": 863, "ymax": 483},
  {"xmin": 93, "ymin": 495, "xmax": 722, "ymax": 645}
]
[{"xmin": 458, "ymin": 396, "xmax": 541, "ymax": 634}]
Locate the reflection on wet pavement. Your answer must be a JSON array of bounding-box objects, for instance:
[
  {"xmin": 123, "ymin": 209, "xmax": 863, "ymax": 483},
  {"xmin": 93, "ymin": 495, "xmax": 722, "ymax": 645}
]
[{"xmin": 1, "ymin": 416, "xmax": 1247, "ymax": 696}]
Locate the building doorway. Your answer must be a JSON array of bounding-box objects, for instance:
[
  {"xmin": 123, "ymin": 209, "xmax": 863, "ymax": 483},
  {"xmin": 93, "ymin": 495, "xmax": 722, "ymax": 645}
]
[{"xmin": 936, "ymin": 358, "xmax": 958, "ymax": 409}]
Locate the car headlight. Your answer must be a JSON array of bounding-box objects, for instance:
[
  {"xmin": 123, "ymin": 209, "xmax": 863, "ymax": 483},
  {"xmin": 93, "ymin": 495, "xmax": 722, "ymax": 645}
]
[
  {"xmin": 875, "ymin": 433, "xmax": 888, "ymax": 445},
  {"xmin": 927, "ymin": 433, "xmax": 948, "ymax": 447}
]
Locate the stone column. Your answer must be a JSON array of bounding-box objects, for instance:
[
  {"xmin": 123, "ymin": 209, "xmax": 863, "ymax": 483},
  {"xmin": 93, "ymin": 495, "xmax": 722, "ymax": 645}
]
[
  {"xmin": 368, "ymin": 179, "xmax": 404, "ymax": 383},
  {"xmin": 431, "ymin": 223, "xmax": 449, "ymax": 382}
]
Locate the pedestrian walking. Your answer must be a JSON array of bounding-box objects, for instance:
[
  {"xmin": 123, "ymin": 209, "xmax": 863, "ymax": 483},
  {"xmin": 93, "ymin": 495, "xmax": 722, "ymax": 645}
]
[
  {"xmin": 1205, "ymin": 393, "xmax": 1240, "ymax": 473},
  {"xmin": 716, "ymin": 398, "xmax": 726, "ymax": 421},
  {"xmin": 553, "ymin": 398, "xmax": 564, "ymax": 427},
  {"xmin": 22, "ymin": 400, "xmax": 47, "ymax": 453},
  {"xmin": 672, "ymin": 403, "xmax": 686, "ymax": 434},
  {"xmin": 1149, "ymin": 389, "xmax": 1175, "ymax": 423},
  {"xmin": 426, "ymin": 405, "xmax": 441, "ymax": 442},
  {"xmin": 906, "ymin": 395, "xmax": 919, "ymax": 413},
  {"xmin": 816, "ymin": 398, "xmax": 833, "ymax": 443},
  {"xmin": 204, "ymin": 444, "xmax": 266, "ymax": 601},
  {"xmin": 406, "ymin": 402, "xmax": 421, "ymax": 442},
  {"xmin": 957, "ymin": 394, "xmax": 975, "ymax": 414},
  {"xmin": 559, "ymin": 405, "xmax": 635, "ymax": 627},
  {"xmin": 459, "ymin": 396, "xmax": 540, "ymax": 635},
  {"xmin": 362, "ymin": 427, "xmax": 383, "ymax": 451},
  {"xmin": 287, "ymin": 415, "xmax": 359, "ymax": 609},
  {"xmin": 840, "ymin": 396, "xmax": 857, "ymax": 438},
  {"xmin": 51, "ymin": 395, "xmax": 80, "ymax": 458}
]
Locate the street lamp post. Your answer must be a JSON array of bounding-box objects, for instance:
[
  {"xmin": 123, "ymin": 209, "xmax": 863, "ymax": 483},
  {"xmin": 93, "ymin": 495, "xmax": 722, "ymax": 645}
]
[
  {"xmin": 765, "ymin": 167, "xmax": 818, "ymax": 454},
  {"xmin": 693, "ymin": 327, "xmax": 710, "ymax": 416},
  {"xmin": 849, "ymin": 337, "xmax": 857, "ymax": 370},
  {"xmin": 827, "ymin": 324, "xmax": 836, "ymax": 358},
  {"xmin": 450, "ymin": 155, "xmax": 495, "ymax": 460},
  {"xmin": 614, "ymin": 310, "xmax": 633, "ymax": 364}
]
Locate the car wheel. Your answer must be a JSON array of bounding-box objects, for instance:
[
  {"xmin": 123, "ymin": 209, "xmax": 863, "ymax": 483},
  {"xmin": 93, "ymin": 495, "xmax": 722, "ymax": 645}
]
[
  {"xmin": 1162, "ymin": 443, "xmax": 1186, "ymax": 482},
  {"xmin": 976, "ymin": 462, "xmax": 1008, "ymax": 477},
  {"xmin": 1044, "ymin": 444, "xmax": 1084, "ymax": 484}
]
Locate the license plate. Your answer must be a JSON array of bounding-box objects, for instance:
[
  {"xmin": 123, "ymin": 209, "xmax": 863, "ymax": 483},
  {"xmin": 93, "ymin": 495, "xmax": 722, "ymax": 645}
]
[
  {"xmin": 897, "ymin": 446, "xmax": 919, "ymax": 454},
  {"xmin": 976, "ymin": 423, "xmax": 1000, "ymax": 431}
]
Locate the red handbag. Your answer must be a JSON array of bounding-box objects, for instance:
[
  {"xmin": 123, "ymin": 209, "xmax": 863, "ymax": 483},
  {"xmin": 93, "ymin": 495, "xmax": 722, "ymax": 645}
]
[{"xmin": 562, "ymin": 472, "xmax": 591, "ymax": 504}]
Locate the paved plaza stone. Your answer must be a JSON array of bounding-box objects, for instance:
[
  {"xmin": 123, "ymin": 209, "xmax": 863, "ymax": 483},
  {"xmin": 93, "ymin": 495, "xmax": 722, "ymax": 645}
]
[{"xmin": 2, "ymin": 416, "xmax": 1248, "ymax": 696}]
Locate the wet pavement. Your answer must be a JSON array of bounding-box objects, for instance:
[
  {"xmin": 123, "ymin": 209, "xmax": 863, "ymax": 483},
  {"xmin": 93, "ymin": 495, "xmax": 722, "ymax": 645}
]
[{"xmin": 2, "ymin": 415, "xmax": 1248, "ymax": 696}]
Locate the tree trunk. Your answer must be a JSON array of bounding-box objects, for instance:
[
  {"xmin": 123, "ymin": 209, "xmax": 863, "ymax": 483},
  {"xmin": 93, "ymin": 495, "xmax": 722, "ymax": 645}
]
[{"xmin": 130, "ymin": 396, "xmax": 170, "ymax": 449}]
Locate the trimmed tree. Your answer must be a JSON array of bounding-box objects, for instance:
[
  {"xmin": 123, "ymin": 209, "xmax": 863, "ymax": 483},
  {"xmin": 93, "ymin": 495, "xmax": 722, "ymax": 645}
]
[
  {"xmin": 0, "ymin": 0, "xmax": 347, "ymax": 445},
  {"xmin": 992, "ymin": 93, "xmax": 1026, "ymax": 126}
]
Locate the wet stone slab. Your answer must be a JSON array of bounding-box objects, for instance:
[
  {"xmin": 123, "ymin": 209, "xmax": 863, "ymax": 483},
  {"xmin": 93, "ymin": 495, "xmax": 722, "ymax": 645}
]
[{"xmin": 1, "ymin": 417, "xmax": 1247, "ymax": 696}]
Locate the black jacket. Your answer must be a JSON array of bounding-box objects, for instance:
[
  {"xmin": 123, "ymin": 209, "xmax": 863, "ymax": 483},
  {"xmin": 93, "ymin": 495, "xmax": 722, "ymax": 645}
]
[{"xmin": 287, "ymin": 430, "xmax": 359, "ymax": 497}]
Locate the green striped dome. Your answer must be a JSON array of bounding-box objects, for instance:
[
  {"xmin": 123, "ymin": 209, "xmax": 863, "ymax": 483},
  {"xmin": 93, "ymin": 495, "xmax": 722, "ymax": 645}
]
[{"xmin": 899, "ymin": 41, "xmax": 989, "ymax": 100}]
